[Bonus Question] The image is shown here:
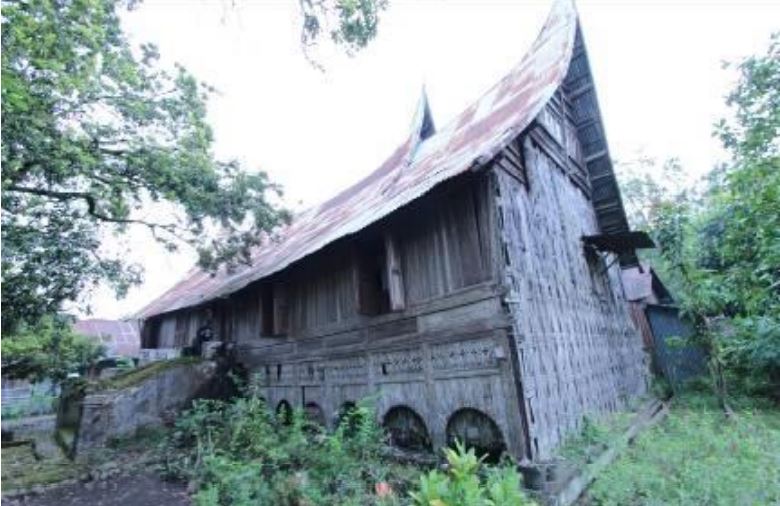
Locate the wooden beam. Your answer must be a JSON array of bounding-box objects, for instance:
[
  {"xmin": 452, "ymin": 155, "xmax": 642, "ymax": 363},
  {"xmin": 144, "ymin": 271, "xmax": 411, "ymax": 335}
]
[{"xmin": 584, "ymin": 149, "xmax": 608, "ymax": 164}]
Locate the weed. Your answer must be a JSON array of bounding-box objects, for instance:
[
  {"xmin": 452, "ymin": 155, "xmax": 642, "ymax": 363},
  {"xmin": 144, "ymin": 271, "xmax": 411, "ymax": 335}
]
[
  {"xmin": 586, "ymin": 393, "xmax": 780, "ymax": 505},
  {"xmin": 557, "ymin": 412, "xmax": 634, "ymax": 467},
  {"xmin": 164, "ymin": 395, "xmax": 418, "ymax": 505},
  {"xmin": 165, "ymin": 393, "xmax": 536, "ymax": 505},
  {"xmin": 409, "ymin": 441, "xmax": 537, "ymax": 506}
]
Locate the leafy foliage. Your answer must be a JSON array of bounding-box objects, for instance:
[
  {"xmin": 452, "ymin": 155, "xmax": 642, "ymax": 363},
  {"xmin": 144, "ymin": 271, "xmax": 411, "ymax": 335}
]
[
  {"xmin": 587, "ymin": 393, "xmax": 780, "ymax": 505},
  {"xmin": 164, "ymin": 391, "xmax": 415, "ymax": 505},
  {"xmin": 616, "ymin": 33, "xmax": 780, "ymax": 398},
  {"xmin": 409, "ymin": 441, "xmax": 536, "ymax": 506},
  {"xmin": 0, "ymin": 314, "xmax": 105, "ymax": 383},
  {"xmin": 165, "ymin": 387, "xmax": 534, "ymax": 506},
  {"xmin": 0, "ymin": 0, "xmax": 295, "ymax": 332},
  {"xmin": 300, "ymin": 0, "xmax": 388, "ymax": 56},
  {"xmin": 1, "ymin": 0, "xmax": 388, "ymax": 334}
]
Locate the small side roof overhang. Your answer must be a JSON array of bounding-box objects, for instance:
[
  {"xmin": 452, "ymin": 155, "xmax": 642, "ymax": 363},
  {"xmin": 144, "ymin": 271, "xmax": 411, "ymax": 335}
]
[{"xmin": 582, "ymin": 231, "xmax": 655, "ymax": 254}]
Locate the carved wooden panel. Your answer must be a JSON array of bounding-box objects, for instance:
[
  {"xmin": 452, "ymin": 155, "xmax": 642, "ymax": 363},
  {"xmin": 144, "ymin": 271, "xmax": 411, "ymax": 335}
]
[
  {"xmin": 431, "ymin": 337, "xmax": 497, "ymax": 372},
  {"xmin": 326, "ymin": 356, "xmax": 368, "ymax": 384},
  {"xmin": 374, "ymin": 348, "xmax": 424, "ymax": 378},
  {"xmin": 264, "ymin": 362, "xmax": 296, "ymax": 385}
]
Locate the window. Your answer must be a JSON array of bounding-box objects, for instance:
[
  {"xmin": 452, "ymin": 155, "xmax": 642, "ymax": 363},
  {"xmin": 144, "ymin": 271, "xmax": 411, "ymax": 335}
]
[
  {"xmin": 356, "ymin": 239, "xmax": 389, "ymax": 316},
  {"xmin": 355, "ymin": 234, "xmax": 404, "ymax": 316},
  {"xmin": 261, "ymin": 283, "xmax": 288, "ymax": 336}
]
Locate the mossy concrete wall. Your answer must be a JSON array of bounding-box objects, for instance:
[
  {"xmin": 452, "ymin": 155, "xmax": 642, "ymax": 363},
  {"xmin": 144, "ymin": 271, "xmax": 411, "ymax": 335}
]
[{"xmin": 71, "ymin": 360, "xmax": 217, "ymax": 454}]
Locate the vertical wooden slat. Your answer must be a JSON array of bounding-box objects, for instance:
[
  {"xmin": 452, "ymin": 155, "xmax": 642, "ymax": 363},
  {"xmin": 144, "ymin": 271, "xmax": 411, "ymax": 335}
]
[
  {"xmin": 273, "ymin": 283, "xmax": 288, "ymax": 336},
  {"xmin": 355, "ymin": 244, "xmax": 378, "ymax": 315}
]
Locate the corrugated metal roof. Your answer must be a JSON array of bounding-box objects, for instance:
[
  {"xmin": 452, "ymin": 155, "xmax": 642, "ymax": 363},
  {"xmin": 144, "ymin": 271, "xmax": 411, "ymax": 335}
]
[
  {"xmin": 138, "ymin": 0, "xmax": 579, "ymax": 319},
  {"xmin": 74, "ymin": 319, "xmax": 140, "ymax": 357}
]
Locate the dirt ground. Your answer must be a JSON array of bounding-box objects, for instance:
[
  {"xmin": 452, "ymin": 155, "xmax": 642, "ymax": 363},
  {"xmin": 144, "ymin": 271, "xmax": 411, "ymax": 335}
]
[{"xmin": 5, "ymin": 472, "xmax": 190, "ymax": 506}]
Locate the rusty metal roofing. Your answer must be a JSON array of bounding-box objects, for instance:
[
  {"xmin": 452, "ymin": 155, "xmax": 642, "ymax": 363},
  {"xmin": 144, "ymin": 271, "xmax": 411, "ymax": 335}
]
[
  {"xmin": 138, "ymin": 0, "xmax": 579, "ymax": 319},
  {"xmin": 74, "ymin": 319, "xmax": 141, "ymax": 357}
]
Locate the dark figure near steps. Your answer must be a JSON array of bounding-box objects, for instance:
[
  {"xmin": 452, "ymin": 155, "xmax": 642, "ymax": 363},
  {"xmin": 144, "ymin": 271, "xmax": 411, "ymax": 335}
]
[{"xmin": 184, "ymin": 323, "xmax": 215, "ymax": 357}]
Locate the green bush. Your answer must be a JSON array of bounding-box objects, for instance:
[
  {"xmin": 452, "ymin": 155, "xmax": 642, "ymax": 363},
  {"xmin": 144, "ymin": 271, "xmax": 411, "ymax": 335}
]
[
  {"xmin": 1, "ymin": 314, "xmax": 105, "ymax": 383},
  {"xmin": 165, "ymin": 391, "xmax": 535, "ymax": 506},
  {"xmin": 409, "ymin": 441, "xmax": 537, "ymax": 506},
  {"xmin": 165, "ymin": 394, "xmax": 415, "ymax": 505}
]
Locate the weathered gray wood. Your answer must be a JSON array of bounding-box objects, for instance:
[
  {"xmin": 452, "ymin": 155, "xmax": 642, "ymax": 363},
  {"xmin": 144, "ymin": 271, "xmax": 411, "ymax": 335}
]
[
  {"xmin": 141, "ymin": 89, "xmax": 647, "ymax": 466},
  {"xmin": 273, "ymin": 282, "xmax": 288, "ymax": 336},
  {"xmin": 157, "ymin": 315, "xmax": 176, "ymax": 348},
  {"xmin": 241, "ymin": 281, "xmax": 499, "ymax": 344},
  {"xmin": 493, "ymin": 129, "xmax": 647, "ymax": 460}
]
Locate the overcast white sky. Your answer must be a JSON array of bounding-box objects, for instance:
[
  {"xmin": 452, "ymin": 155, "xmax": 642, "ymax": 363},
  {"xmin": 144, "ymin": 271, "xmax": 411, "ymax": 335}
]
[{"xmin": 86, "ymin": 0, "xmax": 780, "ymax": 319}]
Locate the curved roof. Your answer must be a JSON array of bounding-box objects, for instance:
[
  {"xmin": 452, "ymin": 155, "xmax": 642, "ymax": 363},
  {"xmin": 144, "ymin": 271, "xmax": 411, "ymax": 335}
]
[{"xmin": 138, "ymin": 0, "xmax": 580, "ymax": 318}]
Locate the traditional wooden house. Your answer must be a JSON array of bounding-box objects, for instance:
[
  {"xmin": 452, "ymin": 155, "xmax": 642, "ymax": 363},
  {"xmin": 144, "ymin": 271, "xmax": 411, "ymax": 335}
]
[{"xmin": 137, "ymin": 0, "xmax": 649, "ymax": 463}]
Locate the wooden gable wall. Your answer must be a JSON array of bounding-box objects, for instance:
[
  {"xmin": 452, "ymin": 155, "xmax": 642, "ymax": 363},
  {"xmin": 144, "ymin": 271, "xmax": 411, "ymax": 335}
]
[
  {"xmin": 490, "ymin": 88, "xmax": 647, "ymax": 460},
  {"xmin": 400, "ymin": 175, "xmax": 494, "ymax": 305},
  {"xmin": 143, "ymin": 172, "xmax": 498, "ymax": 347}
]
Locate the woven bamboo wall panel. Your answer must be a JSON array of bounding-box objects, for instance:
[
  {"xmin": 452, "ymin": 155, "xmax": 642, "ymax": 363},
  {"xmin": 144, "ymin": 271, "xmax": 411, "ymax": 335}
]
[{"xmin": 496, "ymin": 136, "xmax": 647, "ymax": 460}]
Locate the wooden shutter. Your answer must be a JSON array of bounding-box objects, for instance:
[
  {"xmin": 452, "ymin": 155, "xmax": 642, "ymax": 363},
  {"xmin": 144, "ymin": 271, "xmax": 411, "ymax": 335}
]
[{"xmin": 385, "ymin": 234, "xmax": 405, "ymax": 311}]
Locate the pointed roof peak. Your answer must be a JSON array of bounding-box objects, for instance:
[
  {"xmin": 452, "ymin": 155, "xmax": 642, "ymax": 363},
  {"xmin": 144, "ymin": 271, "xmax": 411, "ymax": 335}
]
[
  {"xmin": 394, "ymin": 86, "xmax": 435, "ymax": 171},
  {"xmin": 137, "ymin": 0, "xmax": 583, "ymax": 318},
  {"xmin": 409, "ymin": 86, "xmax": 436, "ymax": 142}
]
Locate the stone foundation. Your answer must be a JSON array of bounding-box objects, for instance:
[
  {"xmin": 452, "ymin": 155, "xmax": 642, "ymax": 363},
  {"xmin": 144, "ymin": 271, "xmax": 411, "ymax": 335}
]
[{"xmin": 60, "ymin": 359, "xmax": 217, "ymax": 455}]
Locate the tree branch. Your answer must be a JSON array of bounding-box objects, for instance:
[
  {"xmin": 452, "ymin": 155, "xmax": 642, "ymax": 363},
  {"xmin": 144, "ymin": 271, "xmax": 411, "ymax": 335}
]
[{"xmin": 6, "ymin": 185, "xmax": 179, "ymax": 233}]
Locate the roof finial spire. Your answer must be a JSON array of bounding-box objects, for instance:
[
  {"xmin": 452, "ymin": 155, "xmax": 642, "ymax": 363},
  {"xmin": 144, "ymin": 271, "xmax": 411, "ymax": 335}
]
[
  {"xmin": 400, "ymin": 85, "xmax": 435, "ymax": 170},
  {"xmin": 411, "ymin": 85, "xmax": 435, "ymax": 141}
]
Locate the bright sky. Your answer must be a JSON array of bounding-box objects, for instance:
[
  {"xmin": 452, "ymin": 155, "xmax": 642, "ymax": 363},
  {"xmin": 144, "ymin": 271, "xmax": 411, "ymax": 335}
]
[{"xmin": 87, "ymin": 0, "xmax": 780, "ymax": 319}]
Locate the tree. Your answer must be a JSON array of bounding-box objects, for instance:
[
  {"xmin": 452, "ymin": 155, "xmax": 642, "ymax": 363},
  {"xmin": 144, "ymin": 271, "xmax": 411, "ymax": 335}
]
[
  {"xmin": 0, "ymin": 315, "xmax": 105, "ymax": 384},
  {"xmin": 617, "ymin": 33, "xmax": 780, "ymax": 398},
  {"xmin": 299, "ymin": 0, "xmax": 388, "ymax": 56},
  {"xmin": 705, "ymin": 32, "xmax": 780, "ymax": 396},
  {"xmin": 1, "ymin": 0, "xmax": 387, "ymax": 333}
]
